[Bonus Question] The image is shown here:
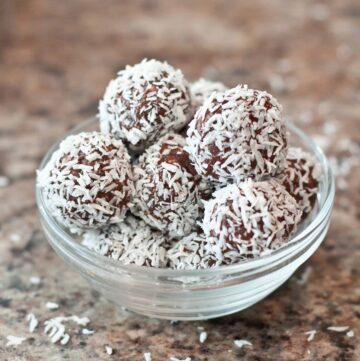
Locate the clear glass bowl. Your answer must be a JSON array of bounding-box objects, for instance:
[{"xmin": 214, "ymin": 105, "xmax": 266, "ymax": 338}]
[{"xmin": 36, "ymin": 117, "xmax": 335, "ymax": 320}]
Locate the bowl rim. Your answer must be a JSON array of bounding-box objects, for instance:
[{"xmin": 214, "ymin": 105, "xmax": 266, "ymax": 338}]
[{"xmin": 36, "ymin": 116, "xmax": 335, "ymax": 277}]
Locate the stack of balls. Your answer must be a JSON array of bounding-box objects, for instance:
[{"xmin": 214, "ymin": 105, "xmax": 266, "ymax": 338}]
[{"xmin": 38, "ymin": 59, "xmax": 320, "ymax": 269}]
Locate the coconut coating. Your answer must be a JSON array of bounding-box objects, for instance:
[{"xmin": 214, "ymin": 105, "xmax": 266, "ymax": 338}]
[
  {"xmin": 191, "ymin": 78, "xmax": 228, "ymax": 108},
  {"xmin": 186, "ymin": 85, "xmax": 288, "ymax": 183},
  {"xmin": 99, "ymin": 59, "xmax": 192, "ymax": 152},
  {"xmin": 132, "ymin": 133, "xmax": 204, "ymax": 239},
  {"xmin": 37, "ymin": 131, "xmax": 134, "ymax": 232},
  {"xmin": 167, "ymin": 230, "xmax": 220, "ymax": 270},
  {"xmin": 82, "ymin": 216, "xmax": 170, "ymax": 267},
  {"xmin": 203, "ymin": 180, "xmax": 302, "ymax": 262},
  {"xmin": 277, "ymin": 147, "xmax": 320, "ymax": 218}
]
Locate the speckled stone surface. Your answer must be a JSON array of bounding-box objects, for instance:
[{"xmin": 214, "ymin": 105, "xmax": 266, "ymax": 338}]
[{"xmin": 0, "ymin": 1, "xmax": 359, "ymax": 360}]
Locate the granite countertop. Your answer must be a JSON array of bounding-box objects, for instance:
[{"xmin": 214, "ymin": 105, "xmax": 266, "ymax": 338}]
[{"xmin": 0, "ymin": 1, "xmax": 359, "ymax": 360}]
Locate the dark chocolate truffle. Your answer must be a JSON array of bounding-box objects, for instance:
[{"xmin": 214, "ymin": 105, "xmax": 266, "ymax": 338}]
[
  {"xmin": 277, "ymin": 147, "xmax": 319, "ymax": 218},
  {"xmin": 186, "ymin": 85, "xmax": 287, "ymax": 183},
  {"xmin": 82, "ymin": 216, "xmax": 170, "ymax": 267},
  {"xmin": 167, "ymin": 230, "xmax": 219, "ymax": 269},
  {"xmin": 99, "ymin": 59, "xmax": 192, "ymax": 152},
  {"xmin": 37, "ymin": 131, "xmax": 134, "ymax": 232},
  {"xmin": 132, "ymin": 133, "xmax": 204, "ymax": 238},
  {"xmin": 202, "ymin": 180, "xmax": 301, "ymax": 262},
  {"xmin": 191, "ymin": 78, "xmax": 228, "ymax": 108}
]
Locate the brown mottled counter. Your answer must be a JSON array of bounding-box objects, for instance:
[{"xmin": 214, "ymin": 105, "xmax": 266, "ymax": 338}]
[{"xmin": 0, "ymin": 1, "xmax": 359, "ymax": 360}]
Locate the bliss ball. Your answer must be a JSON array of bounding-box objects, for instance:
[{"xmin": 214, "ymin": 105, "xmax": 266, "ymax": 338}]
[
  {"xmin": 191, "ymin": 78, "xmax": 228, "ymax": 108},
  {"xmin": 186, "ymin": 85, "xmax": 287, "ymax": 183},
  {"xmin": 203, "ymin": 180, "xmax": 302, "ymax": 262},
  {"xmin": 132, "ymin": 133, "xmax": 203, "ymax": 238},
  {"xmin": 276, "ymin": 147, "xmax": 320, "ymax": 219},
  {"xmin": 82, "ymin": 216, "xmax": 170, "ymax": 268},
  {"xmin": 98, "ymin": 59, "xmax": 192, "ymax": 152},
  {"xmin": 167, "ymin": 230, "xmax": 220, "ymax": 270},
  {"xmin": 37, "ymin": 131, "xmax": 134, "ymax": 232}
]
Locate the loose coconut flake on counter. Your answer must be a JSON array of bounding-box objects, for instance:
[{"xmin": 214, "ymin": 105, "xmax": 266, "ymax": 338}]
[
  {"xmin": 327, "ymin": 326, "xmax": 350, "ymax": 333},
  {"xmin": 26, "ymin": 313, "xmax": 39, "ymax": 333},
  {"xmin": 199, "ymin": 331, "xmax": 207, "ymax": 343},
  {"xmin": 44, "ymin": 315, "xmax": 90, "ymax": 344},
  {"xmin": 45, "ymin": 302, "xmax": 60, "ymax": 310},
  {"xmin": 234, "ymin": 339, "xmax": 253, "ymax": 348},
  {"xmin": 6, "ymin": 335, "xmax": 26, "ymax": 347},
  {"xmin": 305, "ymin": 330, "xmax": 317, "ymax": 342}
]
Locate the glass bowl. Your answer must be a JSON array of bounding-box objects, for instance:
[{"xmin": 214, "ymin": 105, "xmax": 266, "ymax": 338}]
[{"xmin": 36, "ymin": 117, "xmax": 335, "ymax": 320}]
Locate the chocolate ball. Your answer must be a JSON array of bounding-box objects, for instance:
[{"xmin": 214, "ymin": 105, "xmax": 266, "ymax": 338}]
[
  {"xmin": 99, "ymin": 59, "xmax": 192, "ymax": 152},
  {"xmin": 202, "ymin": 180, "xmax": 301, "ymax": 262},
  {"xmin": 191, "ymin": 78, "xmax": 228, "ymax": 108},
  {"xmin": 277, "ymin": 147, "xmax": 319, "ymax": 219},
  {"xmin": 167, "ymin": 230, "xmax": 220, "ymax": 269},
  {"xmin": 82, "ymin": 215, "xmax": 170, "ymax": 267},
  {"xmin": 37, "ymin": 131, "xmax": 134, "ymax": 232},
  {"xmin": 132, "ymin": 133, "xmax": 203, "ymax": 238},
  {"xmin": 186, "ymin": 85, "xmax": 288, "ymax": 183}
]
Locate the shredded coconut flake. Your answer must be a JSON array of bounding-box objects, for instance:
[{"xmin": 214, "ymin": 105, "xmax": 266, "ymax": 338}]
[
  {"xmin": 82, "ymin": 328, "xmax": 95, "ymax": 335},
  {"xmin": 199, "ymin": 331, "xmax": 207, "ymax": 343},
  {"xmin": 60, "ymin": 333, "xmax": 70, "ymax": 345},
  {"xmin": 327, "ymin": 326, "xmax": 350, "ymax": 332},
  {"xmin": 44, "ymin": 315, "xmax": 90, "ymax": 344},
  {"xmin": 105, "ymin": 346, "xmax": 113, "ymax": 355},
  {"xmin": 168, "ymin": 230, "xmax": 218, "ymax": 269},
  {"xmin": 234, "ymin": 339, "xmax": 252, "ymax": 348},
  {"xmin": 26, "ymin": 313, "xmax": 39, "ymax": 333},
  {"xmin": 6, "ymin": 335, "xmax": 26, "ymax": 347},
  {"xmin": 305, "ymin": 330, "xmax": 317, "ymax": 342},
  {"xmin": 144, "ymin": 352, "xmax": 152, "ymax": 361},
  {"xmin": 46, "ymin": 302, "xmax": 59, "ymax": 310}
]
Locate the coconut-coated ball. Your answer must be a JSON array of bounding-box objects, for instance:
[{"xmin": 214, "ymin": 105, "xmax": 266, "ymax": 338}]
[
  {"xmin": 98, "ymin": 58, "xmax": 192, "ymax": 152},
  {"xmin": 191, "ymin": 78, "xmax": 228, "ymax": 108},
  {"xmin": 37, "ymin": 131, "xmax": 134, "ymax": 232},
  {"xmin": 167, "ymin": 229, "xmax": 220, "ymax": 270},
  {"xmin": 132, "ymin": 133, "xmax": 204, "ymax": 238},
  {"xmin": 202, "ymin": 180, "xmax": 302, "ymax": 261},
  {"xmin": 186, "ymin": 85, "xmax": 288, "ymax": 183},
  {"xmin": 82, "ymin": 215, "xmax": 170, "ymax": 267},
  {"xmin": 276, "ymin": 147, "xmax": 320, "ymax": 219}
]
